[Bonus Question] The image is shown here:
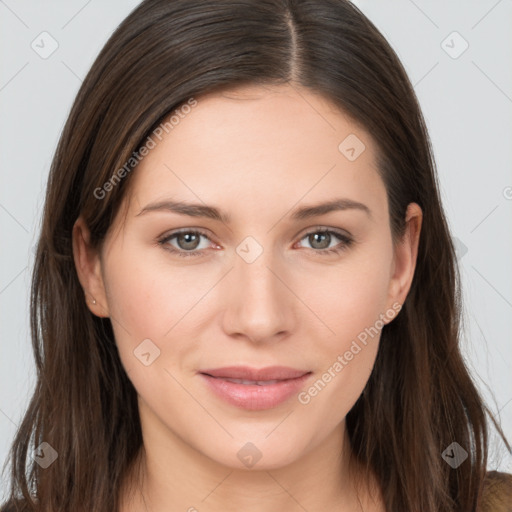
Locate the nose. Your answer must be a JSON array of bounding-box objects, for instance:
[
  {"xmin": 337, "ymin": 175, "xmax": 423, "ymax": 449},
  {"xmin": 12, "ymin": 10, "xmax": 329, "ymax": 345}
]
[{"xmin": 221, "ymin": 243, "xmax": 296, "ymax": 344}]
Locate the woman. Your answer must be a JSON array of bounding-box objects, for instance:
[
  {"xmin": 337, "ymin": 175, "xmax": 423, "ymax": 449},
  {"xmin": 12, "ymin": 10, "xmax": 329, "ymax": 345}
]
[{"xmin": 1, "ymin": 0, "xmax": 511, "ymax": 511}]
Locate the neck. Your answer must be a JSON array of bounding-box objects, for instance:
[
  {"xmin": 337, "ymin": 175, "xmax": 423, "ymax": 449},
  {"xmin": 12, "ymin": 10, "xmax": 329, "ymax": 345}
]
[{"xmin": 119, "ymin": 402, "xmax": 383, "ymax": 512}]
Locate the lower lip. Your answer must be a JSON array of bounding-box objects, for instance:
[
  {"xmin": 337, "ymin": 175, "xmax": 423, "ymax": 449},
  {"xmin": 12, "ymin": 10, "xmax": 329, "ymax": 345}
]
[{"xmin": 199, "ymin": 373, "xmax": 312, "ymax": 411}]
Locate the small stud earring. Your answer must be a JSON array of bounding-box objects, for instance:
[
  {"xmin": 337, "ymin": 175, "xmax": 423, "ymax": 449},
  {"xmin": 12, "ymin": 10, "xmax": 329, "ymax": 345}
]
[{"xmin": 92, "ymin": 299, "xmax": 97, "ymax": 305}]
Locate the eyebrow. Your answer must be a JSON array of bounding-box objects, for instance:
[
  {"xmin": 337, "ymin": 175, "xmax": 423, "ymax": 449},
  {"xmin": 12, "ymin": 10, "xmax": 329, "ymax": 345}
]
[{"xmin": 136, "ymin": 198, "xmax": 372, "ymax": 223}]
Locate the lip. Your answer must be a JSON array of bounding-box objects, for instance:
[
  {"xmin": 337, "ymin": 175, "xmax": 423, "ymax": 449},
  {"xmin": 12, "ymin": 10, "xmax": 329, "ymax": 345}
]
[
  {"xmin": 198, "ymin": 366, "xmax": 312, "ymax": 410},
  {"xmin": 200, "ymin": 365, "xmax": 309, "ymax": 381}
]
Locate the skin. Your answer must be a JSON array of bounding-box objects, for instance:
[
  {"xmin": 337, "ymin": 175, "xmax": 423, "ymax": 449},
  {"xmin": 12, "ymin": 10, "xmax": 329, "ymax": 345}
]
[{"xmin": 73, "ymin": 83, "xmax": 422, "ymax": 512}]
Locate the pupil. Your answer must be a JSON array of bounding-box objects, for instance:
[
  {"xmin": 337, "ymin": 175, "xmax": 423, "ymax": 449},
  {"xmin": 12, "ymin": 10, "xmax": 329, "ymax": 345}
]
[
  {"xmin": 310, "ymin": 232, "xmax": 330, "ymax": 249},
  {"xmin": 178, "ymin": 233, "xmax": 200, "ymax": 250}
]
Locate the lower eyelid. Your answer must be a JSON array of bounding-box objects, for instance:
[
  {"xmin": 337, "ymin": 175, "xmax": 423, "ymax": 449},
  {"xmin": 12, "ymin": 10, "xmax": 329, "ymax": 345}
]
[{"xmin": 160, "ymin": 231, "xmax": 212, "ymax": 254}]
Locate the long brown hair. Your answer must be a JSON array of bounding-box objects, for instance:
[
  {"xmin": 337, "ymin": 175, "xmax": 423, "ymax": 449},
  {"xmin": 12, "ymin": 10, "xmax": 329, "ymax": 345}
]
[{"xmin": 1, "ymin": 1, "xmax": 509, "ymax": 510}]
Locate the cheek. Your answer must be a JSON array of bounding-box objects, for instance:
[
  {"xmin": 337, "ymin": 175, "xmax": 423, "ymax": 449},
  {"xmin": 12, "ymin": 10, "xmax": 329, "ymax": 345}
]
[
  {"xmin": 101, "ymin": 245, "xmax": 203, "ymax": 377},
  {"xmin": 296, "ymin": 236, "xmax": 393, "ymax": 345},
  {"xmin": 293, "ymin": 240, "xmax": 393, "ymax": 409},
  {"xmin": 103, "ymin": 243, "xmax": 210, "ymax": 338},
  {"xmin": 101, "ymin": 251, "xmax": 202, "ymax": 406}
]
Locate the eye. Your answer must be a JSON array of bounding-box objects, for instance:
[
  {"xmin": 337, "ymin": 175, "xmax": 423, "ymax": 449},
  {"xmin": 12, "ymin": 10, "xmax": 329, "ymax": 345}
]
[
  {"xmin": 158, "ymin": 227, "xmax": 354, "ymax": 258},
  {"xmin": 158, "ymin": 229, "xmax": 216, "ymax": 258},
  {"xmin": 295, "ymin": 228, "xmax": 353, "ymax": 255}
]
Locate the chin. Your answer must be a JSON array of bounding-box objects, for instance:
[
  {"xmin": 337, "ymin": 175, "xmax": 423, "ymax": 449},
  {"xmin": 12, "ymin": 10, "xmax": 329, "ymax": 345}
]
[{"xmin": 200, "ymin": 433, "xmax": 306, "ymax": 472}]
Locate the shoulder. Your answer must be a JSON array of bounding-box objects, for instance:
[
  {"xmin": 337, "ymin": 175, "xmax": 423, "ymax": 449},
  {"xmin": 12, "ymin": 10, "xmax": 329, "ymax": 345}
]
[{"xmin": 479, "ymin": 471, "xmax": 512, "ymax": 512}]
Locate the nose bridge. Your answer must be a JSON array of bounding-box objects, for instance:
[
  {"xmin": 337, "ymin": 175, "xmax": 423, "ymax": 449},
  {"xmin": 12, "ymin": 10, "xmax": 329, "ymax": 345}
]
[{"xmin": 222, "ymin": 234, "xmax": 293, "ymax": 342}]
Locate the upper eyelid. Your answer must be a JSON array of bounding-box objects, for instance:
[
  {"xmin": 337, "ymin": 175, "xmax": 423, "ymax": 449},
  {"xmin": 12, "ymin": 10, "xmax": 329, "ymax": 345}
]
[
  {"xmin": 160, "ymin": 227, "xmax": 214, "ymax": 243},
  {"xmin": 297, "ymin": 227, "xmax": 351, "ymax": 240}
]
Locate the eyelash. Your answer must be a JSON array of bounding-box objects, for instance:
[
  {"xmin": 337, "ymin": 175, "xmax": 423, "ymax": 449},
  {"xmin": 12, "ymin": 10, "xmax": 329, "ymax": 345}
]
[{"xmin": 157, "ymin": 228, "xmax": 354, "ymax": 258}]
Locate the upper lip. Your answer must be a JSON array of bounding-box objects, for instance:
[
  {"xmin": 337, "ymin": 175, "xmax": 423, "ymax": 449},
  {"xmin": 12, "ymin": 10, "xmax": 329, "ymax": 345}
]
[{"xmin": 199, "ymin": 366, "xmax": 310, "ymax": 381}]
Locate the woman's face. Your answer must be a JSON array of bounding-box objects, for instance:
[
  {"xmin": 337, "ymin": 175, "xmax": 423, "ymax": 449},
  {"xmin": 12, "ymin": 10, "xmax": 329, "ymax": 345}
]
[{"xmin": 75, "ymin": 83, "xmax": 421, "ymax": 471}]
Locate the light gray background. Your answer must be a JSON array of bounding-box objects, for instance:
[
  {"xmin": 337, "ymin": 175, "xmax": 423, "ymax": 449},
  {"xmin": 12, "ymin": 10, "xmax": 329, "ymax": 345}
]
[{"xmin": 1, "ymin": 0, "xmax": 511, "ymax": 496}]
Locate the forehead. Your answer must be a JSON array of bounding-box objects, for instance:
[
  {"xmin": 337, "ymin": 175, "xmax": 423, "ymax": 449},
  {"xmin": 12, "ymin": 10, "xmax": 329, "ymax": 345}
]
[{"xmin": 126, "ymin": 84, "xmax": 386, "ymax": 219}]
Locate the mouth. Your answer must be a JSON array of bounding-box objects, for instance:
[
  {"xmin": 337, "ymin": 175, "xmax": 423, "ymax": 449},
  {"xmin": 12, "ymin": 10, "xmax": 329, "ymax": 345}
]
[
  {"xmin": 198, "ymin": 366, "xmax": 312, "ymax": 410},
  {"xmin": 208, "ymin": 377, "xmax": 283, "ymax": 386}
]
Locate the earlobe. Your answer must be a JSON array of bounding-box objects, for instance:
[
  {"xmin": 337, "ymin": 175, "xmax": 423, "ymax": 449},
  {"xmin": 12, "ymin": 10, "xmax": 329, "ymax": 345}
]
[
  {"xmin": 72, "ymin": 216, "xmax": 110, "ymax": 318},
  {"xmin": 386, "ymin": 203, "xmax": 422, "ymax": 313}
]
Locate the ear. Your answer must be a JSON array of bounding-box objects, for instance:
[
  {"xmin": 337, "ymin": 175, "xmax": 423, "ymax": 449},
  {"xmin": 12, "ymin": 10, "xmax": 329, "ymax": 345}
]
[
  {"xmin": 385, "ymin": 202, "xmax": 422, "ymax": 314},
  {"xmin": 72, "ymin": 216, "xmax": 110, "ymax": 318}
]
